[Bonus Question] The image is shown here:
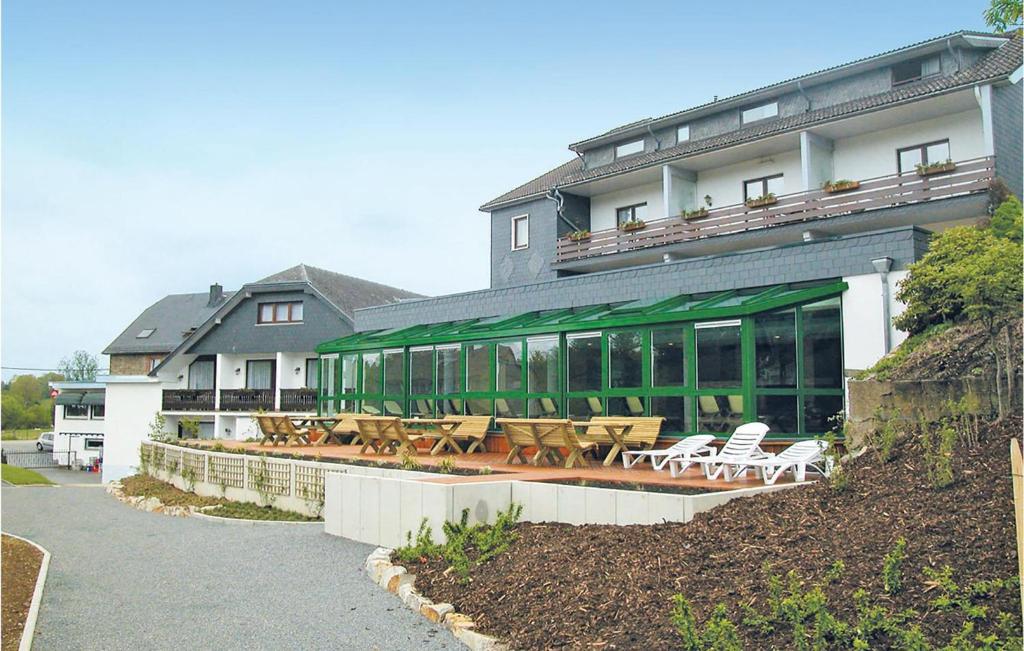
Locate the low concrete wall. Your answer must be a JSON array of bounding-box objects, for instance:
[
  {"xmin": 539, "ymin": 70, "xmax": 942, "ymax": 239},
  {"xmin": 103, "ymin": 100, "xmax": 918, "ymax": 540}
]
[
  {"xmin": 846, "ymin": 376, "xmax": 1019, "ymax": 448},
  {"xmin": 324, "ymin": 473, "xmax": 803, "ymax": 548}
]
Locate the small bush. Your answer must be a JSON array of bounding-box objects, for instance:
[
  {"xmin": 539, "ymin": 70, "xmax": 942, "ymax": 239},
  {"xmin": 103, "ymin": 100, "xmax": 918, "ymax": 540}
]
[
  {"xmin": 437, "ymin": 456, "xmax": 456, "ymax": 474},
  {"xmin": 400, "ymin": 450, "xmax": 422, "ymax": 471},
  {"xmin": 922, "ymin": 421, "xmax": 956, "ymax": 488},
  {"xmin": 882, "ymin": 538, "xmax": 907, "ymax": 595}
]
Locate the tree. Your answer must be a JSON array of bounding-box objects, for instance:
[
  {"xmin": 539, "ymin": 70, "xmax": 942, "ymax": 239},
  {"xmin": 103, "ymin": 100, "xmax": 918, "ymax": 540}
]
[
  {"xmin": 990, "ymin": 195, "xmax": 1023, "ymax": 243},
  {"xmin": 984, "ymin": 0, "xmax": 1022, "ymax": 31},
  {"xmin": 58, "ymin": 351, "xmax": 99, "ymax": 382}
]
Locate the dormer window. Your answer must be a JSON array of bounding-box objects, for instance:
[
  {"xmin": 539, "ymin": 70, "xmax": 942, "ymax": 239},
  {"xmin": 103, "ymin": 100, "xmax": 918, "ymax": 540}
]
[
  {"xmin": 615, "ymin": 139, "xmax": 644, "ymax": 159},
  {"xmin": 258, "ymin": 301, "xmax": 303, "ymax": 324},
  {"xmin": 892, "ymin": 56, "xmax": 941, "ymax": 86},
  {"xmin": 741, "ymin": 102, "xmax": 778, "ymax": 125},
  {"xmin": 677, "ymin": 125, "xmax": 690, "ymax": 143}
]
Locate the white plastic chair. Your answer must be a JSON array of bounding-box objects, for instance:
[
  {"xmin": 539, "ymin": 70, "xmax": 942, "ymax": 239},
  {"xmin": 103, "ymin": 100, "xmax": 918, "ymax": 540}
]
[
  {"xmin": 680, "ymin": 422, "xmax": 771, "ymax": 480},
  {"xmin": 621, "ymin": 434, "xmax": 715, "ymax": 471},
  {"xmin": 743, "ymin": 440, "xmax": 830, "ymax": 485}
]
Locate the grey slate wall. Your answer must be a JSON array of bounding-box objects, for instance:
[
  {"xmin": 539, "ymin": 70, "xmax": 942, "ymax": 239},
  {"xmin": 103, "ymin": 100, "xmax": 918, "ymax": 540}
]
[
  {"xmin": 993, "ymin": 80, "xmax": 1023, "ymax": 199},
  {"xmin": 358, "ymin": 227, "xmax": 929, "ymax": 332},
  {"xmin": 187, "ymin": 290, "xmax": 351, "ymax": 355},
  {"xmin": 490, "ymin": 193, "xmax": 590, "ymax": 289}
]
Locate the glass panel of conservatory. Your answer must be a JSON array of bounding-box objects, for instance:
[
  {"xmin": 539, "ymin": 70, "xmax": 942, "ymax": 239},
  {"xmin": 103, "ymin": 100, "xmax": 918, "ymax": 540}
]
[
  {"xmin": 567, "ymin": 333, "xmax": 602, "ymax": 392},
  {"xmin": 802, "ymin": 298, "xmax": 843, "ymax": 388},
  {"xmin": 383, "ymin": 399, "xmax": 404, "ymax": 416},
  {"xmin": 804, "ymin": 394, "xmax": 844, "ymax": 434},
  {"xmin": 650, "ymin": 396, "xmax": 692, "ymax": 433},
  {"xmin": 696, "ymin": 394, "xmax": 744, "ymax": 433},
  {"xmin": 466, "ymin": 343, "xmax": 491, "ymax": 392},
  {"xmin": 696, "ymin": 321, "xmax": 742, "ymax": 388},
  {"xmin": 756, "ymin": 395, "xmax": 798, "ymax": 434},
  {"xmin": 527, "ymin": 336, "xmax": 559, "ymax": 393},
  {"xmin": 436, "ymin": 346, "xmax": 460, "ymax": 395},
  {"xmin": 465, "ymin": 398, "xmax": 492, "ymax": 417},
  {"xmin": 410, "ymin": 398, "xmax": 435, "ymax": 418},
  {"xmin": 360, "ymin": 399, "xmax": 383, "ymax": 415},
  {"xmin": 340, "ymin": 354, "xmax": 357, "ymax": 396},
  {"xmin": 383, "ymin": 350, "xmax": 404, "ymax": 396},
  {"xmin": 567, "ymin": 396, "xmax": 603, "ymax": 420},
  {"xmin": 496, "ymin": 340, "xmax": 523, "ymax": 391},
  {"xmin": 607, "ymin": 396, "xmax": 645, "ymax": 417},
  {"xmin": 528, "ymin": 397, "xmax": 560, "ymax": 418},
  {"xmin": 439, "ymin": 397, "xmax": 463, "ymax": 415},
  {"xmin": 362, "ymin": 353, "xmax": 381, "ymax": 394},
  {"xmin": 409, "ymin": 347, "xmax": 434, "ymax": 395},
  {"xmin": 495, "ymin": 398, "xmax": 524, "ymax": 418},
  {"xmin": 755, "ymin": 309, "xmax": 796, "ymax": 388},
  {"xmin": 651, "ymin": 329, "xmax": 686, "ymax": 387},
  {"xmin": 608, "ymin": 330, "xmax": 642, "ymax": 389}
]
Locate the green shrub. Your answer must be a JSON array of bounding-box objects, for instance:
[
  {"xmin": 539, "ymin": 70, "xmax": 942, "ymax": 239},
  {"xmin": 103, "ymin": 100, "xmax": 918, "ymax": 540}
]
[
  {"xmin": 921, "ymin": 421, "xmax": 956, "ymax": 488},
  {"xmin": 437, "ymin": 456, "xmax": 456, "ymax": 474},
  {"xmin": 882, "ymin": 538, "xmax": 907, "ymax": 595},
  {"xmin": 399, "ymin": 450, "xmax": 422, "ymax": 471},
  {"xmin": 990, "ymin": 195, "xmax": 1022, "ymax": 243}
]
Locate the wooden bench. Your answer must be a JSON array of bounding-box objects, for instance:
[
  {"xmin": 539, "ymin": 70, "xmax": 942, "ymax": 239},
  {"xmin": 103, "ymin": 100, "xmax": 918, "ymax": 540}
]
[
  {"xmin": 353, "ymin": 415, "xmax": 423, "ymax": 456},
  {"xmin": 440, "ymin": 415, "xmax": 491, "ymax": 454},
  {"xmin": 496, "ymin": 418, "xmax": 597, "ymax": 468},
  {"xmin": 581, "ymin": 416, "xmax": 666, "ymax": 466}
]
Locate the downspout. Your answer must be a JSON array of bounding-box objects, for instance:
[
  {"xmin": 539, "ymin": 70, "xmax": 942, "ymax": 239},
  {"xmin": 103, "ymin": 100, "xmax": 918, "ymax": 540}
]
[
  {"xmin": 872, "ymin": 257, "xmax": 894, "ymax": 354},
  {"xmin": 546, "ymin": 188, "xmax": 582, "ymax": 232},
  {"xmin": 646, "ymin": 124, "xmax": 662, "ymax": 150}
]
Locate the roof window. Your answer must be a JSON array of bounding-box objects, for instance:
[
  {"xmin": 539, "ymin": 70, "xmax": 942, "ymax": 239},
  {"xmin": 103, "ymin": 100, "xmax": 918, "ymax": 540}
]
[
  {"xmin": 136, "ymin": 329, "xmax": 155, "ymax": 338},
  {"xmin": 615, "ymin": 139, "xmax": 644, "ymax": 159}
]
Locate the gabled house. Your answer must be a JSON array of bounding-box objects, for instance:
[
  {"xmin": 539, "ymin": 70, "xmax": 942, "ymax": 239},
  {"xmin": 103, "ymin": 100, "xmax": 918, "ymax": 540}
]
[
  {"xmin": 316, "ymin": 30, "xmax": 1022, "ymax": 447},
  {"xmin": 101, "ymin": 264, "xmax": 421, "ymax": 481}
]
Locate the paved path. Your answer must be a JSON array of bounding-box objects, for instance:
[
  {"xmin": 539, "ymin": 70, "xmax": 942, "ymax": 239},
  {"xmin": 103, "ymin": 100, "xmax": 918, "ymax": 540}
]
[{"xmin": 1, "ymin": 487, "xmax": 452, "ymax": 650}]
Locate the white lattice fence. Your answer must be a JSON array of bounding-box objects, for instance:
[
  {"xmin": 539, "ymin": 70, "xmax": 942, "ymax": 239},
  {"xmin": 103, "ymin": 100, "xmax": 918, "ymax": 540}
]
[
  {"xmin": 208, "ymin": 454, "xmax": 245, "ymax": 489},
  {"xmin": 295, "ymin": 464, "xmax": 325, "ymax": 501},
  {"xmin": 180, "ymin": 449, "xmax": 207, "ymax": 483},
  {"xmin": 247, "ymin": 457, "xmax": 291, "ymax": 496}
]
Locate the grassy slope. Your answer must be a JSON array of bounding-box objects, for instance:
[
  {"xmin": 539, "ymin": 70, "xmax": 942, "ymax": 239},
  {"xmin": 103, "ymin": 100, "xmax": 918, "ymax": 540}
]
[
  {"xmin": 0, "ymin": 429, "xmax": 47, "ymax": 441},
  {"xmin": 0, "ymin": 464, "xmax": 54, "ymax": 485}
]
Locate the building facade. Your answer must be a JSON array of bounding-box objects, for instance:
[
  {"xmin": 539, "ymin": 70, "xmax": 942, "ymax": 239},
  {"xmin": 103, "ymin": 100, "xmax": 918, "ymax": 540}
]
[
  {"xmin": 318, "ymin": 31, "xmax": 1022, "ymax": 442},
  {"xmin": 100, "ymin": 264, "xmax": 421, "ymax": 481}
]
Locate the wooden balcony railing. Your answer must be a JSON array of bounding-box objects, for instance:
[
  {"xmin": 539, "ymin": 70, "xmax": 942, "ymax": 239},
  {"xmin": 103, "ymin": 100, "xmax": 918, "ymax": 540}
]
[
  {"xmin": 162, "ymin": 389, "xmax": 215, "ymax": 411},
  {"xmin": 280, "ymin": 388, "xmax": 318, "ymax": 412},
  {"xmin": 555, "ymin": 156, "xmax": 995, "ymax": 263},
  {"xmin": 220, "ymin": 389, "xmax": 275, "ymax": 412}
]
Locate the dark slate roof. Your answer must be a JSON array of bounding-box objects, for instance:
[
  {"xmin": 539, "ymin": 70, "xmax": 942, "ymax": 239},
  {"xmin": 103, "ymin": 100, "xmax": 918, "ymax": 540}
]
[
  {"xmin": 103, "ymin": 292, "xmax": 234, "ymax": 355},
  {"xmin": 480, "ymin": 32, "xmax": 1021, "ymax": 212},
  {"xmin": 255, "ymin": 264, "xmax": 425, "ymax": 319}
]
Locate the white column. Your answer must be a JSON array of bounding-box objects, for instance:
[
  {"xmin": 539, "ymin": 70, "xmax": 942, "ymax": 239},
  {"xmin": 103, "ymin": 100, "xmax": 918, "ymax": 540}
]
[
  {"xmin": 974, "ymin": 84, "xmax": 995, "ymax": 157},
  {"xmin": 275, "ymin": 352, "xmax": 284, "ymax": 411},
  {"xmin": 214, "ymin": 354, "xmax": 225, "ymax": 410},
  {"xmin": 800, "ymin": 131, "xmax": 834, "ymax": 191}
]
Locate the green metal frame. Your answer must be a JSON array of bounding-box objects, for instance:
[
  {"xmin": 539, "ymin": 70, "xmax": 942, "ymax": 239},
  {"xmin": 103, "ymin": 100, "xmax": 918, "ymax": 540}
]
[{"xmin": 316, "ymin": 281, "xmax": 848, "ymax": 438}]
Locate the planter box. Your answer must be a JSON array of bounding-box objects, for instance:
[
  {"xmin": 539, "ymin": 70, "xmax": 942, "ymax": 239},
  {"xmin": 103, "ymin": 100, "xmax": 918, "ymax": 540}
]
[
  {"xmin": 823, "ymin": 181, "xmax": 860, "ymax": 193},
  {"xmin": 745, "ymin": 196, "xmax": 778, "ymax": 208},
  {"xmin": 917, "ymin": 163, "xmax": 956, "ymax": 176},
  {"xmin": 567, "ymin": 232, "xmax": 591, "ymax": 242},
  {"xmin": 681, "ymin": 208, "xmax": 709, "ymax": 219},
  {"xmin": 620, "ymin": 221, "xmax": 646, "ymax": 233}
]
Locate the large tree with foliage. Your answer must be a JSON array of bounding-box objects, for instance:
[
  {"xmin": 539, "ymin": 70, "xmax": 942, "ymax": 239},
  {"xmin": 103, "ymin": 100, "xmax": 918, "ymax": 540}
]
[
  {"xmin": 57, "ymin": 350, "xmax": 100, "ymax": 381},
  {"xmin": 984, "ymin": 0, "xmax": 1022, "ymax": 31}
]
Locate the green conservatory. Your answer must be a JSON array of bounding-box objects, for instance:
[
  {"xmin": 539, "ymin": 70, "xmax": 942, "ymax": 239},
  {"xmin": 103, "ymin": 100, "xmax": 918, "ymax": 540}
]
[{"xmin": 315, "ymin": 281, "xmax": 847, "ymax": 439}]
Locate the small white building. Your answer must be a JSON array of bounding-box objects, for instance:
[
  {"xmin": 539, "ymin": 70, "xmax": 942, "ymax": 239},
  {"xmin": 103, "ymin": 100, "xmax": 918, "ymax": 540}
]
[{"xmin": 50, "ymin": 381, "xmax": 106, "ymax": 467}]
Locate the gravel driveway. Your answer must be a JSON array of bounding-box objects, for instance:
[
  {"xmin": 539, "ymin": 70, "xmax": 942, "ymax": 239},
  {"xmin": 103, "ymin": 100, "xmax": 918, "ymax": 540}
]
[{"xmin": 1, "ymin": 486, "xmax": 451, "ymax": 650}]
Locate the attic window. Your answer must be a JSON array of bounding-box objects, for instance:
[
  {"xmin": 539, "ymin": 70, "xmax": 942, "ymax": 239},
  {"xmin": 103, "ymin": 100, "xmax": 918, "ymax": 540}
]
[
  {"xmin": 258, "ymin": 301, "xmax": 303, "ymax": 324},
  {"xmin": 892, "ymin": 56, "xmax": 941, "ymax": 86},
  {"xmin": 677, "ymin": 125, "xmax": 690, "ymax": 143},
  {"xmin": 136, "ymin": 329, "xmax": 155, "ymax": 338},
  {"xmin": 615, "ymin": 139, "xmax": 644, "ymax": 159},
  {"xmin": 741, "ymin": 102, "xmax": 778, "ymax": 124}
]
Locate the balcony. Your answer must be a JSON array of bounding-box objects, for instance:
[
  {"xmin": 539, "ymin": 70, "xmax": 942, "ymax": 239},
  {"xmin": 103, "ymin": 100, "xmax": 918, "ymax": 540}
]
[
  {"xmin": 555, "ymin": 157, "xmax": 994, "ymax": 264},
  {"xmin": 280, "ymin": 388, "xmax": 317, "ymax": 412},
  {"xmin": 162, "ymin": 389, "xmax": 215, "ymax": 411},
  {"xmin": 220, "ymin": 389, "xmax": 275, "ymax": 412}
]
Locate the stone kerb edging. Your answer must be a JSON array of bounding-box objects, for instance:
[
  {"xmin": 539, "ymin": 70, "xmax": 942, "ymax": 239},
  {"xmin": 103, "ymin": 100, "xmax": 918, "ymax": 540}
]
[
  {"xmin": 365, "ymin": 547, "xmax": 508, "ymax": 651},
  {"xmin": 190, "ymin": 512, "xmax": 322, "ymax": 526},
  {"xmin": 2, "ymin": 532, "xmax": 52, "ymax": 651}
]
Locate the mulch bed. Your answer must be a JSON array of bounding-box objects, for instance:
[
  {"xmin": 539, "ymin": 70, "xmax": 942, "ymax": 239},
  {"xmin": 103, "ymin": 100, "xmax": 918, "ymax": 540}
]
[
  {"xmin": 887, "ymin": 318, "xmax": 1021, "ymax": 381},
  {"xmin": 120, "ymin": 473, "xmax": 222, "ymax": 507},
  {"xmin": 2, "ymin": 535, "xmax": 43, "ymax": 651},
  {"xmin": 412, "ymin": 418, "xmax": 1022, "ymax": 650}
]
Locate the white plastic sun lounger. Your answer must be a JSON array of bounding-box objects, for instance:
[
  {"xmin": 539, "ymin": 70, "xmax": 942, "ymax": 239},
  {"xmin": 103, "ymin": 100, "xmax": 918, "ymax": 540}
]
[
  {"xmin": 677, "ymin": 422, "xmax": 770, "ymax": 480},
  {"xmin": 742, "ymin": 440, "xmax": 830, "ymax": 485},
  {"xmin": 621, "ymin": 434, "xmax": 716, "ymax": 470}
]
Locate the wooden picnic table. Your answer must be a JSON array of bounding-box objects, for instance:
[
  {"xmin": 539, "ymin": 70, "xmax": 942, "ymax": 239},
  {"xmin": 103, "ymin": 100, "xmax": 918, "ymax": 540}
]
[
  {"xmin": 401, "ymin": 418, "xmax": 464, "ymax": 455},
  {"xmin": 289, "ymin": 415, "xmax": 351, "ymax": 446},
  {"xmin": 577, "ymin": 419, "xmax": 635, "ymax": 466}
]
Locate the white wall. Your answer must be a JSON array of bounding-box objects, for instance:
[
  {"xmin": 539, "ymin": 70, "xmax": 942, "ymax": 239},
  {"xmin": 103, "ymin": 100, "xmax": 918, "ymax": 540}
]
[
  {"xmin": 841, "ymin": 270, "xmax": 910, "ymax": 372},
  {"xmin": 696, "ymin": 149, "xmax": 802, "ymax": 209},
  {"xmin": 277, "ymin": 351, "xmax": 315, "ymax": 390},
  {"xmin": 832, "ymin": 109, "xmax": 984, "ymax": 181},
  {"xmin": 53, "ymin": 404, "xmax": 106, "ymax": 435},
  {"xmin": 102, "ymin": 379, "xmax": 162, "ymax": 483},
  {"xmin": 589, "ymin": 182, "xmax": 664, "ymax": 232}
]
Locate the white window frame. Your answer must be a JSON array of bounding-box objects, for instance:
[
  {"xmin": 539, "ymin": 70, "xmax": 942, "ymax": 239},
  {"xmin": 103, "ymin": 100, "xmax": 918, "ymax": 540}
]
[
  {"xmin": 615, "ymin": 139, "xmax": 644, "ymax": 159},
  {"xmin": 511, "ymin": 214, "xmax": 529, "ymax": 251},
  {"xmin": 64, "ymin": 404, "xmax": 89, "ymax": 420},
  {"xmin": 741, "ymin": 102, "xmax": 778, "ymax": 124},
  {"xmin": 91, "ymin": 405, "xmax": 105, "ymax": 420},
  {"xmin": 677, "ymin": 125, "xmax": 690, "ymax": 143}
]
